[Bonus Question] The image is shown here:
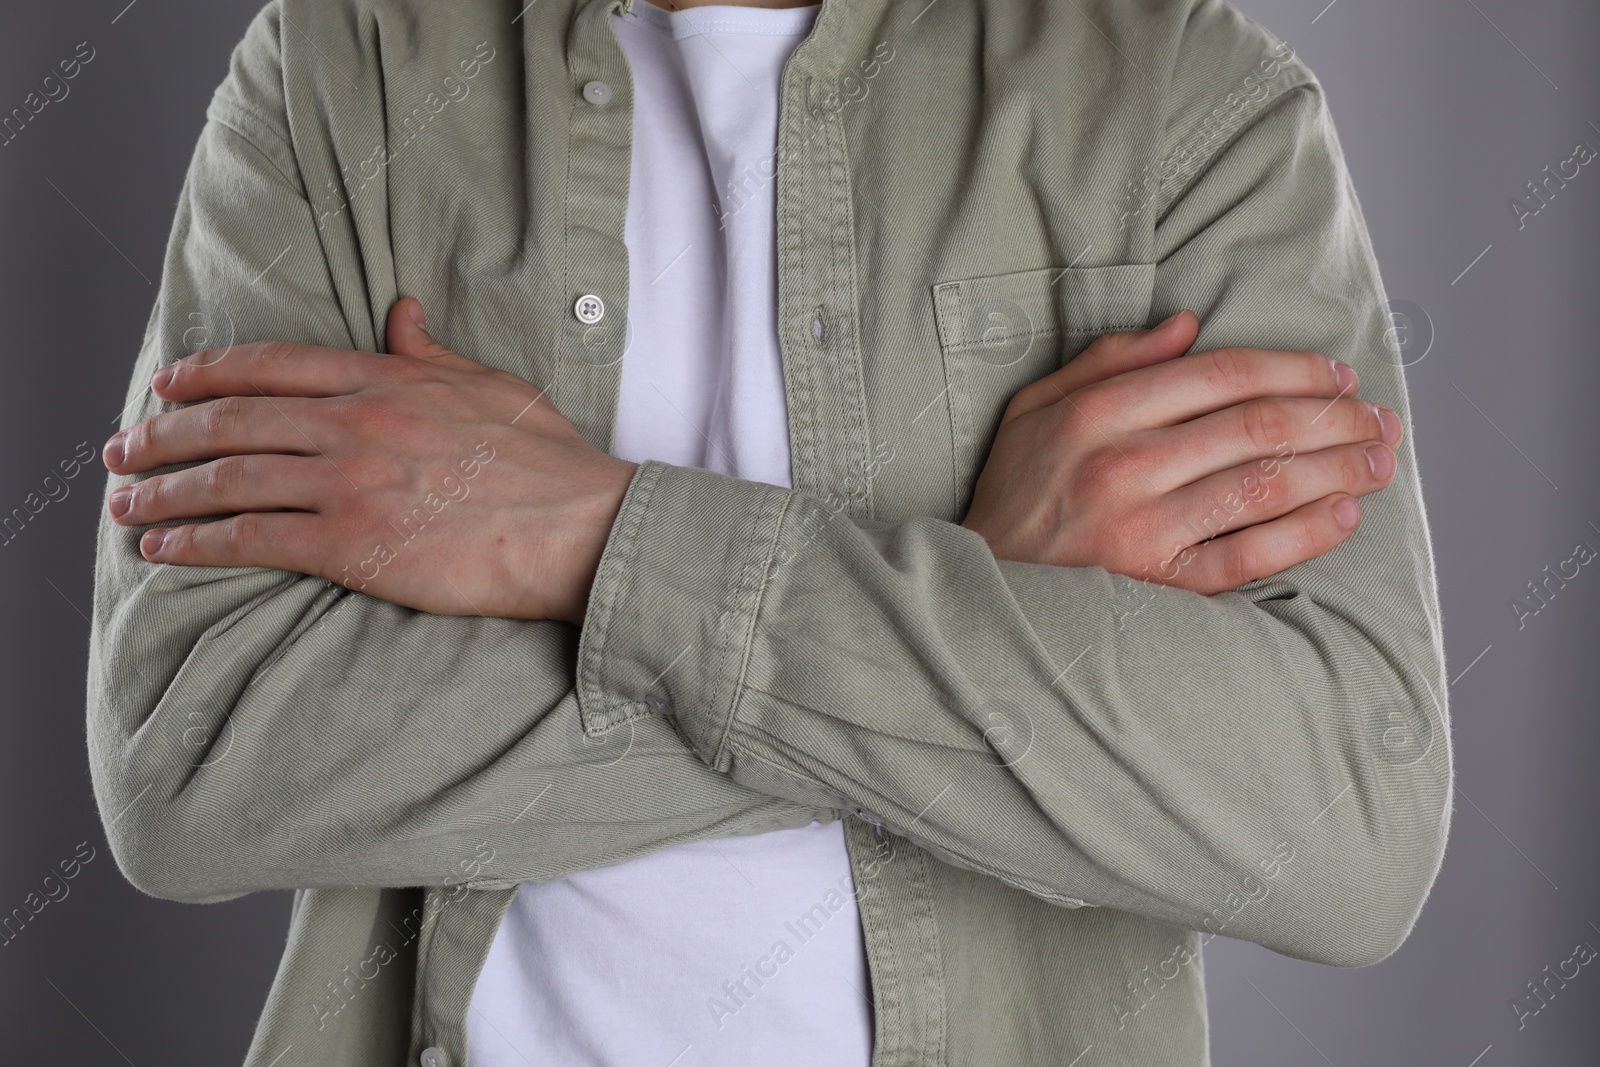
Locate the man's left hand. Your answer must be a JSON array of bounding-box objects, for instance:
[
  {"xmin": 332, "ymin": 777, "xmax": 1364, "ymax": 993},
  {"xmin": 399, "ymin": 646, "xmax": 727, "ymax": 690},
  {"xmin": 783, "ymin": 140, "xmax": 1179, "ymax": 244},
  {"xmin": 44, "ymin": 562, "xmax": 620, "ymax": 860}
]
[{"xmin": 103, "ymin": 298, "xmax": 638, "ymax": 626}]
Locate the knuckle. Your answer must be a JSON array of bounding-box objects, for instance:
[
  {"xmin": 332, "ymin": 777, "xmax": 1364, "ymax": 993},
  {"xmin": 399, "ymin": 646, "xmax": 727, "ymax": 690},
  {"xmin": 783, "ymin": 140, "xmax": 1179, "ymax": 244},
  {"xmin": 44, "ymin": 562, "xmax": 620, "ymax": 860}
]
[
  {"xmin": 201, "ymin": 395, "xmax": 244, "ymax": 441},
  {"xmin": 1220, "ymin": 538, "xmax": 1260, "ymax": 587},
  {"xmin": 1216, "ymin": 537, "xmax": 1267, "ymax": 588},
  {"xmin": 1064, "ymin": 382, "xmax": 1116, "ymax": 430},
  {"xmin": 361, "ymin": 399, "xmax": 409, "ymax": 440},
  {"xmin": 1097, "ymin": 328, "xmax": 1141, "ymax": 354},
  {"xmin": 157, "ymin": 522, "xmax": 190, "ymax": 558},
  {"xmin": 326, "ymin": 393, "xmax": 365, "ymax": 422},
  {"xmin": 1082, "ymin": 331, "xmax": 1127, "ymax": 359},
  {"xmin": 1297, "ymin": 350, "xmax": 1332, "ymax": 385},
  {"xmin": 1047, "ymin": 399, "xmax": 1086, "ymax": 443},
  {"xmin": 1076, "ymin": 445, "xmax": 1136, "ymax": 495},
  {"xmin": 1340, "ymin": 447, "xmax": 1371, "ymax": 489},
  {"xmin": 203, "ymin": 455, "xmax": 247, "ymax": 497},
  {"xmin": 188, "ymin": 346, "xmax": 221, "ymax": 370},
  {"xmin": 1296, "ymin": 513, "xmax": 1329, "ymax": 558},
  {"xmin": 132, "ymin": 412, "xmax": 164, "ymax": 459},
  {"xmin": 1358, "ymin": 400, "xmax": 1384, "ymax": 440},
  {"xmin": 249, "ymin": 339, "xmax": 296, "ymax": 371},
  {"xmin": 1205, "ymin": 347, "xmax": 1255, "ymax": 394},
  {"xmin": 136, "ymin": 473, "xmax": 163, "ymax": 511},
  {"xmin": 332, "ymin": 393, "xmax": 383, "ymax": 431},
  {"xmin": 1240, "ymin": 398, "xmax": 1287, "ymax": 451},
  {"xmin": 224, "ymin": 512, "xmax": 262, "ymax": 552}
]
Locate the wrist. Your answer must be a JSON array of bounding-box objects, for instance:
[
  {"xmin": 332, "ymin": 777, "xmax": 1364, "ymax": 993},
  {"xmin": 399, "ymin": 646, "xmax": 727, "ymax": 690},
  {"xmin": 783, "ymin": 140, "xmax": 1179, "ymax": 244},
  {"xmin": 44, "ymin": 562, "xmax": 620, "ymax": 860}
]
[{"xmin": 560, "ymin": 457, "xmax": 640, "ymax": 626}]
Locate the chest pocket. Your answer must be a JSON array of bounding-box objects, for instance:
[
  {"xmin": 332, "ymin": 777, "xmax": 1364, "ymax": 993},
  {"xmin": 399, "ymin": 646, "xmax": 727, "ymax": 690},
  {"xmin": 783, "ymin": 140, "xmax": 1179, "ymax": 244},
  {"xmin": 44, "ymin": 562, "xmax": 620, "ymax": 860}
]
[{"xmin": 933, "ymin": 262, "xmax": 1157, "ymax": 517}]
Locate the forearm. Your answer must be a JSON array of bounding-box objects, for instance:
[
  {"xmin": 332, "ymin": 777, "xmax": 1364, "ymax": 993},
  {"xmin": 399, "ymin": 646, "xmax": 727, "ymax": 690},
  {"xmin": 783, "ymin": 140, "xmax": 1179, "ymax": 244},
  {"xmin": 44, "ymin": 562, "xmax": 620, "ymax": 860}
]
[
  {"xmin": 88, "ymin": 505, "xmax": 821, "ymax": 903},
  {"xmin": 571, "ymin": 79, "xmax": 1451, "ymax": 967},
  {"xmin": 88, "ymin": 111, "xmax": 824, "ymax": 903},
  {"xmin": 576, "ymin": 455, "xmax": 1446, "ymax": 965}
]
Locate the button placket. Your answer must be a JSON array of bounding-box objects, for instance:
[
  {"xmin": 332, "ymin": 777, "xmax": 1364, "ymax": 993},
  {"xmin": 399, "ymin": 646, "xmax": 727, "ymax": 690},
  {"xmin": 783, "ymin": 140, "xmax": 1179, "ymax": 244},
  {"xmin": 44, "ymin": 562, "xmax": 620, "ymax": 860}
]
[
  {"xmin": 776, "ymin": 59, "xmax": 875, "ymax": 524},
  {"xmin": 555, "ymin": 0, "xmax": 637, "ymax": 453}
]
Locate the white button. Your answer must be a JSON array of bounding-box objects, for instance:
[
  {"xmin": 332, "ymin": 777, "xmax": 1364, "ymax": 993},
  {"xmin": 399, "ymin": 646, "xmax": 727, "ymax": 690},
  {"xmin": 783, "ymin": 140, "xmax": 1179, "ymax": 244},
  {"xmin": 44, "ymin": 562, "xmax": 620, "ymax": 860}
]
[
  {"xmin": 419, "ymin": 1048, "xmax": 448, "ymax": 1067},
  {"xmin": 574, "ymin": 294, "xmax": 606, "ymax": 324},
  {"xmin": 582, "ymin": 80, "xmax": 613, "ymax": 105}
]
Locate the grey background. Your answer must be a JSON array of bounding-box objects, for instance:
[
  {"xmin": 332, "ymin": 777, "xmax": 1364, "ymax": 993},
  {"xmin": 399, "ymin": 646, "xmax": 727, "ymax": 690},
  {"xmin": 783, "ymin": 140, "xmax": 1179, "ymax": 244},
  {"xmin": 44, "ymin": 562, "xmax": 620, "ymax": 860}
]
[{"xmin": 2, "ymin": 0, "xmax": 1596, "ymax": 1063}]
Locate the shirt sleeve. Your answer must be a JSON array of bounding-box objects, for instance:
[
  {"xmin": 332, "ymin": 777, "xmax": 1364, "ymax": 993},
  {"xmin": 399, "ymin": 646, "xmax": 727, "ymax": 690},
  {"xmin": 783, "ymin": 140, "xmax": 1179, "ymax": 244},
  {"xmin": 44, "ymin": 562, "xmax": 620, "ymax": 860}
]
[
  {"xmin": 574, "ymin": 76, "xmax": 1453, "ymax": 969},
  {"xmin": 86, "ymin": 4, "xmax": 826, "ymax": 905}
]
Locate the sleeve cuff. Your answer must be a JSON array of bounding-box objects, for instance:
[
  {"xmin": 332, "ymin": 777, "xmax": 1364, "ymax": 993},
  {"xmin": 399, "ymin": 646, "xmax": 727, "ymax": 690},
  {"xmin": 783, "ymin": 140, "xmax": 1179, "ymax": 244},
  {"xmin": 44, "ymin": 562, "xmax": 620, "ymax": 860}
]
[{"xmin": 574, "ymin": 460, "xmax": 793, "ymax": 771}]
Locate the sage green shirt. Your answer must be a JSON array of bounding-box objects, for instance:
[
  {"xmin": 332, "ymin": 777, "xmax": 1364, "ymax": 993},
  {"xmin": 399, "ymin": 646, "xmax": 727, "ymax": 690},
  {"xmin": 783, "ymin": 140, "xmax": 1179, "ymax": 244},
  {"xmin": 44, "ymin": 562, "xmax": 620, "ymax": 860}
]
[{"xmin": 86, "ymin": 0, "xmax": 1452, "ymax": 1064}]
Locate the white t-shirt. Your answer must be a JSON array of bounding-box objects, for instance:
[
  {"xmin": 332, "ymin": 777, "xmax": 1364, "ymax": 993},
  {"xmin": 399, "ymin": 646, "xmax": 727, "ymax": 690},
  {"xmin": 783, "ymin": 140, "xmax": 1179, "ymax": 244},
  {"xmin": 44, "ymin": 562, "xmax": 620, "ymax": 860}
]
[{"xmin": 466, "ymin": 4, "xmax": 872, "ymax": 1065}]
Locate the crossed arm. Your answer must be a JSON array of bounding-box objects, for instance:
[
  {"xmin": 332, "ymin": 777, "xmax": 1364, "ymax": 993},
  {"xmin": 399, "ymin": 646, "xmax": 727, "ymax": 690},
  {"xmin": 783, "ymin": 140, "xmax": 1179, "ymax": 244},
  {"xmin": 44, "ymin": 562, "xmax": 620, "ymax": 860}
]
[
  {"xmin": 102, "ymin": 299, "xmax": 1397, "ymax": 617},
  {"xmin": 87, "ymin": 77, "xmax": 1448, "ymax": 968}
]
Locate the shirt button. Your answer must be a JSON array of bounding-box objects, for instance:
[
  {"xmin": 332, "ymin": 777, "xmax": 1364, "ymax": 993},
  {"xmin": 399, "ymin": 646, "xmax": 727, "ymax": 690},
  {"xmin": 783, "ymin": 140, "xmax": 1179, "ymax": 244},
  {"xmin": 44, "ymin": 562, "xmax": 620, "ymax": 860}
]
[
  {"xmin": 574, "ymin": 294, "xmax": 606, "ymax": 325},
  {"xmin": 419, "ymin": 1048, "xmax": 448, "ymax": 1067},
  {"xmin": 581, "ymin": 80, "xmax": 613, "ymax": 105}
]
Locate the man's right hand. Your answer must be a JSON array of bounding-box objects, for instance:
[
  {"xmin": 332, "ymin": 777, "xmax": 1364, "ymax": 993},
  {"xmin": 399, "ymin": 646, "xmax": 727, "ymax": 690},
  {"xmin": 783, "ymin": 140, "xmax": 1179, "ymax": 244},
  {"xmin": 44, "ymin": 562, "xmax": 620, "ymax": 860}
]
[{"xmin": 960, "ymin": 310, "xmax": 1403, "ymax": 595}]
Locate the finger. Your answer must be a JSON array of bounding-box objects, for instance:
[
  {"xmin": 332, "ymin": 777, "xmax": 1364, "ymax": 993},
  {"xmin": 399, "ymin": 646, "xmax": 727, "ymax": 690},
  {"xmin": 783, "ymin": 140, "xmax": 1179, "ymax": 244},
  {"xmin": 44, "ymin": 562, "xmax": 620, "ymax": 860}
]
[
  {"xmin": 1004, "ymin": 309, "xmax": 1199, "ymax": 421},
  {"xmin": 385, "ymin": 298, "xmax": 485, "ymax": 373},
  {"xmin": 138, "ymin": 511, "xmax": 327, "ymax": 574},
  {"xmin": 1164, "ymin": 439, "xmax": 1395, "ymax": 545},
  {"xmin": 109, "ymin": 455, "xmax": 335, "ymax": 526},
  {"xmin": 152, "ymin": 338, "xmax": 397, "ymax": 402},
  {"xmin": 1071, "ymin": 345, "xmax": 1359, "ymax": 434},
  {"xmin": 106, "ymin": 395, "xmax": 328, "ymax": 475},
  {"xmin": 1137, "ymin": 396, "xmax": 1403, "ymax": 491},
  {"xmin": 1162, "ymin": 494, "xmax": 1363, "ymax": 595}
]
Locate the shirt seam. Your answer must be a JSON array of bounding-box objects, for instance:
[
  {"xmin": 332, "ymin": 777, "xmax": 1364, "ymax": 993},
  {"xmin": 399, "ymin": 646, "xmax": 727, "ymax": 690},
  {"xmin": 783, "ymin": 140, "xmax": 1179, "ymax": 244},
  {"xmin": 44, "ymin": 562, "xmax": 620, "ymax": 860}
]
[
  {"xmin": 576, "ymin": 460, "xmax": 667, "ymax": 736},
  {"xmin": 205, "ymin": 99, "xmax": 304, "ymax": 192},
  {"xmin": 1155, "ymin": 72, "xmax": 1318, "ymax": 224},
  {"xmin": 710, "ymin": 485, "xmax": 796, "ymax": 771}
]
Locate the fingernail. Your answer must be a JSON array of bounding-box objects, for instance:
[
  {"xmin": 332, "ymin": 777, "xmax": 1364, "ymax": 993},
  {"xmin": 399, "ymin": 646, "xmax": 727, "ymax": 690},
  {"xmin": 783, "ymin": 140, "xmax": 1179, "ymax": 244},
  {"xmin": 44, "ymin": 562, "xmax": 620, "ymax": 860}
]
[
  {"xmin": 153, "ymin": 364, "xmax": 175, "ymax": 389},
  {"xmin": 1376, "ymin": 405, "xmax": 1402, "ymax": 446},
  {"xmin": 109, "ymin": 486, "xmax": 132, "ymax": 517},
  {"xmin": 1153, "ymin": 310, "xmax": 1183, "ymax": 330},
  {"xmin": 1366, "ymin": 444, "xmax": 1395, "ymax": 480},
  {"xmin": 141, "ymin": 528, "xmax": 168, "ymax": 558},
  {"xmin": 1333, "ymin": 360, "xmax": 1358, "ymax": 395},
  {"xmin": 1334, "ymin": 497, "xmax": 1361, "ymax": 529},
  {"xmin": 408, "ymin": 300, "xmax": 426, "ymax": 329},
  {"xmin": 105, "ymin": 433, "xmax": 125, "ymax": 468}
]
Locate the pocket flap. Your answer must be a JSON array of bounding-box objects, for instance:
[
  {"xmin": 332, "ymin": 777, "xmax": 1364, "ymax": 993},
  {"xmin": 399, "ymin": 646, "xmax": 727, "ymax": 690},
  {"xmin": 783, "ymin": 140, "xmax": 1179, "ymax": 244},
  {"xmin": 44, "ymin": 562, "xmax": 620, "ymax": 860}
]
[{"xmin": 933, "ymin": 262, "xmax": 1157, "ymax": 351}]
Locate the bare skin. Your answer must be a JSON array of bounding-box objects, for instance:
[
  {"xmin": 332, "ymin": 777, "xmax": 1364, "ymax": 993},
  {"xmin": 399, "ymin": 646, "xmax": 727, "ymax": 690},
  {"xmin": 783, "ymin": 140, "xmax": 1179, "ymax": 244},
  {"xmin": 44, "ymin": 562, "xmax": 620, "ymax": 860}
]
[
  {"xmin": 960, "ymin": 310, "xmax": 1402, "ymax": 595},
  {"xmin": 104, "ymin": 296, "xmax": 1401, "ymax": 621},
  {"xmin": 104, "ymin": 0, "xmax": 1405, "ymax": 615},
  {"xmin": 104, "ymin": 300, "xmax": 635, "ymax": 625}
]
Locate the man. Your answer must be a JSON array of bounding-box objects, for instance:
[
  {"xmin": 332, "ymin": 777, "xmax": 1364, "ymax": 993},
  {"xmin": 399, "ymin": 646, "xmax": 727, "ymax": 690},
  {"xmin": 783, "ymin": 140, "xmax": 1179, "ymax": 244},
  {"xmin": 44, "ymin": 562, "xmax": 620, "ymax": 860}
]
[{"xmin": 86, "ymin": 0, "xmax": 1450, "ymax": 1064}]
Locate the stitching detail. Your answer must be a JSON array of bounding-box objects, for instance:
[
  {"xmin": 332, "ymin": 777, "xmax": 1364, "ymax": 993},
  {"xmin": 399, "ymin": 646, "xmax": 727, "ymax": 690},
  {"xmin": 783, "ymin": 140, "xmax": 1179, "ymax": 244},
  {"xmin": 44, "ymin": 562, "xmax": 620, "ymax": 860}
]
[
  {"xmin": 709, "ymin": 485, "xmax": 794, "ymax": 771},
  {"xmin": 205, "ymin": 103, "xmax": 304, "ymax": 192},
  {"xmin": 1155, "ymin": 73, "xmax": 1316, "ymax": 224},
  {"xmin": 577, "ymin": 461, "xmax": 665, "ymax": 736}
]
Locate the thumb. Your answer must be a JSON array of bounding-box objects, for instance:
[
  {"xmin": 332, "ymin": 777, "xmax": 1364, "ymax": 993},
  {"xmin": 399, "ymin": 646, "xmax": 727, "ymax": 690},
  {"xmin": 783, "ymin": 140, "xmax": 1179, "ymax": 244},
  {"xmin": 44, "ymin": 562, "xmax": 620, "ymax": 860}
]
[
  {"xmin": 1005, "ymin": 308, "xmax": 1198, "ymax": 420},
  {"xmin": 384, "ymin": 297, "xmax": 479, "ymax": 369}
]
